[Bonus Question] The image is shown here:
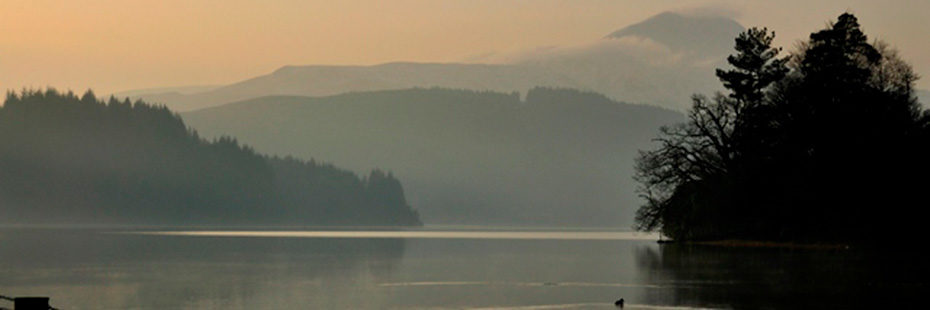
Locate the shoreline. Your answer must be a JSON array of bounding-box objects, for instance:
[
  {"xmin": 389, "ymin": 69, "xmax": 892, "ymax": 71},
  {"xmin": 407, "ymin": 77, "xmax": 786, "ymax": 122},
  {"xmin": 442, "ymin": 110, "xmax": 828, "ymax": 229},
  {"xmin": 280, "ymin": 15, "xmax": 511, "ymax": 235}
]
[{"xmin": 660, "ymin": 239, "xmax": 852, "ymax": 250}]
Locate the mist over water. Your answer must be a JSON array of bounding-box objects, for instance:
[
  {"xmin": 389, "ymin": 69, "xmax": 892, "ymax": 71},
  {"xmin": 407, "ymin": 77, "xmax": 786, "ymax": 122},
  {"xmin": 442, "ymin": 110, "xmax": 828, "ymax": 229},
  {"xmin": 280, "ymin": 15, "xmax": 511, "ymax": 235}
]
[
  {"xmin": 2, "ymin": 228, "xmax": 923, "ymax": 309},
  {"xmin": 3, "ymin": 4, "xmax": 930, "ymax": 309}
]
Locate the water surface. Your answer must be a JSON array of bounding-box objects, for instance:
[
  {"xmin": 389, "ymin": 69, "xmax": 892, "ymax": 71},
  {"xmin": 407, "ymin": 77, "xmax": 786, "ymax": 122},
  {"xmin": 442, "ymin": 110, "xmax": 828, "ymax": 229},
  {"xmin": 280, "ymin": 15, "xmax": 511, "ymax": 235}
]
[{"xmin": 0, "ymin": 228, "xmax": 924, "ymax": 309}]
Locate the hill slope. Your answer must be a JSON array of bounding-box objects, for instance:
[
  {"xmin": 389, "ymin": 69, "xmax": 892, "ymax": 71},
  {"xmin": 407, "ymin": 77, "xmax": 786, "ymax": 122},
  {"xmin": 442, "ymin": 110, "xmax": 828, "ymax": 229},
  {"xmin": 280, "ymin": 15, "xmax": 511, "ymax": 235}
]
[
  {"xmin": 0, "ymin": 89, "xmax": 421, "ymax": 226},
  {"xmin": 183, "ymin": 87, "xmax": 683, "ymax": 226}
]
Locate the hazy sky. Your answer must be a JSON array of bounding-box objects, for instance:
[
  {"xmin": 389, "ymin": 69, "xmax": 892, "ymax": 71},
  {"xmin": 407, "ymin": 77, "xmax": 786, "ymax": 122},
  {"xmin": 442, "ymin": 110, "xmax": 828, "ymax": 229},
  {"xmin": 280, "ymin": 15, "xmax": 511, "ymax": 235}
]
[{"xmin": 2, "ymin": 0, "xmax": 929, "ymax": 93}]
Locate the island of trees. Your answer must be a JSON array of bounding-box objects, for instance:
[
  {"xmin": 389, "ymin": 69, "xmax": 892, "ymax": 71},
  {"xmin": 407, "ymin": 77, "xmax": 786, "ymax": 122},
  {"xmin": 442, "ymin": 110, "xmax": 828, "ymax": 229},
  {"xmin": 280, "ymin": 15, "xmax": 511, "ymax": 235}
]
[
  {"xmin": 634, "ymin": 13, "xmax": 928, "ymax": 245},
  {"xmin": 0, "ymin": 90, "xmax": 421, "ymax": 226}
]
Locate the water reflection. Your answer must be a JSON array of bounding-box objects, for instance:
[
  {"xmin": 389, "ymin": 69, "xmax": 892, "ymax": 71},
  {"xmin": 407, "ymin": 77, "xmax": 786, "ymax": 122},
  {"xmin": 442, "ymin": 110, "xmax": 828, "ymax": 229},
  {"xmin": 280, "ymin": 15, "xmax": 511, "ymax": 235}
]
[
  {"xmin": 8, "ymin": 228, "xmax": 922, "ymax": 309},
  {"xmin": 375, "ymin": 238, "xmax": 658, "ymax": 309},
  {"xmin": 132, "ymin": 230, "xmax": 659, "ymax": 240},
  {"xmin": 2, "ymin": 229, "xmax": 660, "ymax": 309},
  {"xmin": 635, "ymin": 244, "xmax": 928, "ymax": 309},
  {"xmin": 0, "ymin": 228, "xmax": 405, "ymax": 309}
]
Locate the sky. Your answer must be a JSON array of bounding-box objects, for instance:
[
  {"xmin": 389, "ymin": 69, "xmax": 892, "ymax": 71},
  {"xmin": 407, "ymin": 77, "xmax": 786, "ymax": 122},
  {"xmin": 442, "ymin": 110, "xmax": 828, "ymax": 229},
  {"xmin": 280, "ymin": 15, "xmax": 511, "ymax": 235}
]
[{"xmin": 2, "ymin": 0, "xmax": 929, "ymax": 93}]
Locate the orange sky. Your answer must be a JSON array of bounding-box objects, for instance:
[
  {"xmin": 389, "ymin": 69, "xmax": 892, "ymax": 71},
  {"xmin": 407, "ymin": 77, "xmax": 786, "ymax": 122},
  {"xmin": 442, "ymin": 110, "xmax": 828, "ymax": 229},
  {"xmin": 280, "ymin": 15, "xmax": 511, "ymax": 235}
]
[{"xmin": 2, "ymin": 0, "xmax": 929, "ymax": 93}]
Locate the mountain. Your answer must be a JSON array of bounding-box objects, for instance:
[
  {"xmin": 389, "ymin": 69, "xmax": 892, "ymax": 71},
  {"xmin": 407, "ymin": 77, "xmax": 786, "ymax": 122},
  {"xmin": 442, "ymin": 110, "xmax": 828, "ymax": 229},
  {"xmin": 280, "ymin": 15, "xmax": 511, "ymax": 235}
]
[
  {"xmin": 112, "ymin": 85, "xmax": 219, "ymax": 97},
  {"xmin": 182, "ymin": 87, "xmax": 684, "ymax": 227},
  {"xmin": 127, "ymin": 12, "xmax": 744, "ymax": 112},
  {"xmin": 110, "ymin": 85, "xmax": 220, "ymax": 112},
  {"xmin": 605, "ymin": 11, "xmax": 744, "ymax": 62},
  {"xmin": 127, "ymin": 63, "xmax": 577, "ymax": 112},
  {"xmin": 0, "ymin": 89, "xmax": 421, "ymax": 226}
]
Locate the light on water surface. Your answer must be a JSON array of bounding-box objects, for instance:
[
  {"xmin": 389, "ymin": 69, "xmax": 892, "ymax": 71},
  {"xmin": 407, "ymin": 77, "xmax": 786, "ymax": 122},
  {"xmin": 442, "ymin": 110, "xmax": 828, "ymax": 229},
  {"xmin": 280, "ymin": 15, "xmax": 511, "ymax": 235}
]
[
  {"xmin": 2, "ymin": 228, "xmax": 924, "ymax": 309},
  {"xmin": 127, "ymin": 230, "xmax": 660, "ymax": 240}
]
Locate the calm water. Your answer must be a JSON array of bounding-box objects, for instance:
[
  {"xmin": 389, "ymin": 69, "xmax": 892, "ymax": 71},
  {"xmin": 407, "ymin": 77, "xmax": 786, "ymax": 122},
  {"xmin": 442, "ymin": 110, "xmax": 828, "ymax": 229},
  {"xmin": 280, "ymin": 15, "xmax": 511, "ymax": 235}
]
[{"xmin": 0, "ymin": 228, "xmax": 925, "ymax": 309}]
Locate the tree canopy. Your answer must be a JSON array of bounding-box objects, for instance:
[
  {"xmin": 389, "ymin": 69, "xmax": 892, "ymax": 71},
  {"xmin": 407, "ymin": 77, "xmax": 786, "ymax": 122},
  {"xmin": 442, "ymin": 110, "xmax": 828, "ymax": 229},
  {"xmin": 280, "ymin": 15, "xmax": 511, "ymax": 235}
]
[
  {"xmin": 634, "ymin": 13, "xmax": 928, "ymax": 245},
  {"xmin": 0, "ymin": 89, "xmax": 421, "ymax": 226}
]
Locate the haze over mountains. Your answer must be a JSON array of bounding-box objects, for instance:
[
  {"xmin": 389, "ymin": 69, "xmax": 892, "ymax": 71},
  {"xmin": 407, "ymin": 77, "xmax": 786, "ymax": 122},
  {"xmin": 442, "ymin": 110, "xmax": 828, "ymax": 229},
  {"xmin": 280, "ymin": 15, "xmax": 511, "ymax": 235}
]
[
  {"xmin": 108, "ymin": 11, "xmax": 928, "ymax": 227},
  {"xmin": 183, "ymin": 88, "xmax": 682, "ymax": 226},
  {"xmin": 122, "ymin": 12, "xmax": 743, "ymax": 112},
  {"xmin": 119, "ymin": 12, "xmax": 731, "ymax": 227}
]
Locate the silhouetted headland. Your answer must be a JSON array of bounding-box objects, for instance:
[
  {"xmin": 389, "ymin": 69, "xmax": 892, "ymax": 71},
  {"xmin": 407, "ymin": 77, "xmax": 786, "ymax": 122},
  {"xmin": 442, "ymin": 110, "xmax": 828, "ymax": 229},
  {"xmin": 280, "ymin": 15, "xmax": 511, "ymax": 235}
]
[{"xmin": 634, "ymin": 13, "xmax": 929, "ymax": 248}]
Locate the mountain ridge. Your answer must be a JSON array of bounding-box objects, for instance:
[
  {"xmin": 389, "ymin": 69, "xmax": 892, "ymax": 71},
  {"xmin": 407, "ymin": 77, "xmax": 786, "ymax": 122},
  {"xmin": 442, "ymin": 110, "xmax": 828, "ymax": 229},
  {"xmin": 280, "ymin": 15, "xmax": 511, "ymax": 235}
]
[
  {"xmin": 126, "ymin": 11, "xmax": 743, "ymax": 112},
  {"xmin": 182, "ymin": 87, "xmax": 684, "ymax": 226},
  {"xmin": 606, "ymin": 11, "xmax": 744, "ymax": 61}
]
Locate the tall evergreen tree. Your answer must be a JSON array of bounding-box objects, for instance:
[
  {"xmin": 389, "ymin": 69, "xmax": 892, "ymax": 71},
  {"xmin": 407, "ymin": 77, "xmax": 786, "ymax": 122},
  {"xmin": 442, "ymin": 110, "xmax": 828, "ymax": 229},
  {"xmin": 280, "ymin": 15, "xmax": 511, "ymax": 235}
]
[{"xmin": 716, "ymin": 27, "xmax": 789, "ymax": 106}]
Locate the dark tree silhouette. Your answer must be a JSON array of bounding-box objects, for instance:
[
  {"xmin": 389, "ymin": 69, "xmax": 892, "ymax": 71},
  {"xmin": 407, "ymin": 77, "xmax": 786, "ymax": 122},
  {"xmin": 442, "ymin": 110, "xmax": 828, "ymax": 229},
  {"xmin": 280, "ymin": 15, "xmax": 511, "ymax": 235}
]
[
  {"xmin": 716, "ymin": 27, "xmax": 789, "ymax": 105},
  {"xmin": 634, "ymin": 27, "xmax": 788, "ymax": 239},
  {"xmin": 634, "ymin": 13, "xmax": 928, "ymax": 245}
]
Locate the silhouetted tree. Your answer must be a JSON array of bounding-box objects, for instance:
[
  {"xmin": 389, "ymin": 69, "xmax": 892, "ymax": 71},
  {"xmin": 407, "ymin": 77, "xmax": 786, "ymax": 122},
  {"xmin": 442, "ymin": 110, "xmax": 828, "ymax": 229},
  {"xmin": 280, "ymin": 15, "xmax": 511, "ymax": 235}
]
[
  {"xmin": 716, "ymin": 27, "xmax": 789, "ymax": 105},
  {"xmin": 635, "ymin": 27, "xmax": 787, "ymax": 238},
  {"xmin": 634, "ymin": 13, "xmax": 927, "ymax": 245}
]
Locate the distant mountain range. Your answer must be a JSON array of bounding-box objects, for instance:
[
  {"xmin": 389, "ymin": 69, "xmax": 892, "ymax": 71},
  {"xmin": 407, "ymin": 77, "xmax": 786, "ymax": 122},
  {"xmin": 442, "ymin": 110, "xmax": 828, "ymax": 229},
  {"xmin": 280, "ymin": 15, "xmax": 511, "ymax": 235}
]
[
  {"xmin": 120, "ymin": 12, "xmax": 745, "ymax": 112},
  {"xmin": 604, "ymin": 12, "xmax": 743, "ymax": 61},
  {"xmin": 118, "ymin": 11, "xmax": 930, "ymax": 112},
  {"xmin": 182, "ymin": 87, "xmax": 683, "ymax": 227},
  {"xmin": 112, "ymin": 11, "xmax": 929, "ymax": 227}
]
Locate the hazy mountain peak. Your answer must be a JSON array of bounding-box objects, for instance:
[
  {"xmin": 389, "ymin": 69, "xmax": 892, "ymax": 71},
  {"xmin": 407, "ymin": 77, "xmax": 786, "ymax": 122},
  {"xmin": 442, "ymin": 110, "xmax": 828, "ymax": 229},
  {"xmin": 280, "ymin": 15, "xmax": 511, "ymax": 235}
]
[
  {"xmin": 125, "ymin": 11, "xmax": 745, "ymax": 113},
  {"xmin": 606, "ymin": 11, "xmax": 744, "ymax": 60}
]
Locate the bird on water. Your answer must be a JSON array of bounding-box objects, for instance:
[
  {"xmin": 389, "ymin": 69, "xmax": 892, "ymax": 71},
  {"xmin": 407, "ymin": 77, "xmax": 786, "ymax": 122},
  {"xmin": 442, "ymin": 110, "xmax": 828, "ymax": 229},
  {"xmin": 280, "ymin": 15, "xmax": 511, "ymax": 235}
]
[{"xmin": 614, "ymin": 298, "xmax": 624, "ymax": 308}]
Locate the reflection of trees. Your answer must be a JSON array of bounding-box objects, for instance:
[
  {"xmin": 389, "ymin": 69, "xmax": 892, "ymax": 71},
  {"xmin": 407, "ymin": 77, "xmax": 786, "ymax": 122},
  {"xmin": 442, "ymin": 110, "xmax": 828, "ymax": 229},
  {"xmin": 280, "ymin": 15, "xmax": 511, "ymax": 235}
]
[
  {"xmin": 635, "ymin": 244, "xmax": 927, "ymax": 309},
  {"xmin": 0, "ymin": 229, "xmax": 406, "ymax": 309}
]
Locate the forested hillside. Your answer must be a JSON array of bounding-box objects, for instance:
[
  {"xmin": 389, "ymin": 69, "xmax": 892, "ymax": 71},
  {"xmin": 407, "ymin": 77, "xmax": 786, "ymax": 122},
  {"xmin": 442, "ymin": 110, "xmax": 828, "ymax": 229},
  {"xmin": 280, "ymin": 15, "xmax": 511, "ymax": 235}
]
[{"xmin": 0, "ymin": 89, "xmax": 420, "ymax": 226}]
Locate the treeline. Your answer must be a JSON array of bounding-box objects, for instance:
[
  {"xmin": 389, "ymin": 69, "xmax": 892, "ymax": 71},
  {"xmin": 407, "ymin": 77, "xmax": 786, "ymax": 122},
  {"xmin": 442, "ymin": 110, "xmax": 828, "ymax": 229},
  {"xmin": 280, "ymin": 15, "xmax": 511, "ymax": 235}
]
[
  {"xmin": 635, "ymin": 13, "xmax": 928, "ymax": 245},
  {"xmin": 0, "ymin": 89, "xmax": 421, "ymax": 226}
]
